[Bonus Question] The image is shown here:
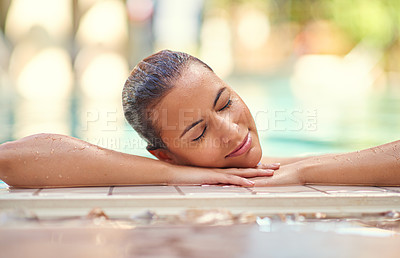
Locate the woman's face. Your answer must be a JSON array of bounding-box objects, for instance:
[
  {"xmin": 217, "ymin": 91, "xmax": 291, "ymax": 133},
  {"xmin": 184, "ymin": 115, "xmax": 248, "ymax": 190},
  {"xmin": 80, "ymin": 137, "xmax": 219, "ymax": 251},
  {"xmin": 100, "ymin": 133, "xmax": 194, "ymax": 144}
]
[{"xmin": 151, "ymin": 63, "xmax": 262, "ymax": 168}]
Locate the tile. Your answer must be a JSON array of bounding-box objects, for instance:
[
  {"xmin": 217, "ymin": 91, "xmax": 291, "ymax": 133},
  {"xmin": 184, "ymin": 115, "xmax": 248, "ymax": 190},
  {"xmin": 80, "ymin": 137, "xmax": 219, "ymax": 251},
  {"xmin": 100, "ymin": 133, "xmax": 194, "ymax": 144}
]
[
  {"xmin": 252, "ymin": 186, "xmax": 327, "ymax": 196},
  {"xmin": 112, "ymin": 186, "xmax": 180, "ymax": 196},
  {"xmin": 310, "ymin": 185, "xmax": 386, "ymax": 192},
  {"xmin": 380, "ymin": 187, "xmax": 400, "ymax": 193},
  {"xmin": 0, "ymin": 187, "xmax": 38, "ymax": 197},
  {"xmin": 310, "ymin": 185, "xmax": 390, "ymax": 196},
  {"xmin": 178, "ymin": 185, "xmax": 251, "ymax": 196},
  {"xmin": 39, "ymin": 187, "xmax": 110, "ymax": 197},
  {"xmin": 252, "ymin": 185, "xmax": 316, "ymax": 193}
]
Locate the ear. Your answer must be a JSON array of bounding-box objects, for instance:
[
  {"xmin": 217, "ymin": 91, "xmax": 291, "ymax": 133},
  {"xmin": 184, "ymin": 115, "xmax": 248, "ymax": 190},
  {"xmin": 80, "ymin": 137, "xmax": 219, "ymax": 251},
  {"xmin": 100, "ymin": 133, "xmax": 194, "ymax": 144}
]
[{"xmin": 148, "ymin": 149, "xmax": 176, "ymax": 164}]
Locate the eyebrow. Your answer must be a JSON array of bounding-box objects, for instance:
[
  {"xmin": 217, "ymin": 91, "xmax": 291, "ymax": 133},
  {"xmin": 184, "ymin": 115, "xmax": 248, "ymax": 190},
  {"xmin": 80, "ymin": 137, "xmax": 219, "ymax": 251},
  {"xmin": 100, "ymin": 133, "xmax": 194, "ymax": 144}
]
[{"xmin": 179, "ymin": 87, "xmax": 227, "ymax": 139}]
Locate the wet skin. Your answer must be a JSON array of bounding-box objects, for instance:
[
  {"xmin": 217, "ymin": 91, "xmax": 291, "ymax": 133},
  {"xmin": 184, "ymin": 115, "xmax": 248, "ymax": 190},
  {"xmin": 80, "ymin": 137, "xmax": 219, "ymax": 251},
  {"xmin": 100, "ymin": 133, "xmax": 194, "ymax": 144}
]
[{"xmin": 150, "ymin": 63, "xmax": 263, "ymax": 168}]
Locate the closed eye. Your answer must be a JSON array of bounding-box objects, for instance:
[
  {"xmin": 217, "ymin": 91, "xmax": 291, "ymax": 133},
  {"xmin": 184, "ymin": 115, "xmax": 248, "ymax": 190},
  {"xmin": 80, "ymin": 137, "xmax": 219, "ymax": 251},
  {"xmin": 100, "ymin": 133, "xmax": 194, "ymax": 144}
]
[
  {"xmin": 193, "ymin": 125, "xmax": 207, "ymax": 142},
  {"xmin": 218, "ymin": 99, "xmax": 232, "ymax": 112}
]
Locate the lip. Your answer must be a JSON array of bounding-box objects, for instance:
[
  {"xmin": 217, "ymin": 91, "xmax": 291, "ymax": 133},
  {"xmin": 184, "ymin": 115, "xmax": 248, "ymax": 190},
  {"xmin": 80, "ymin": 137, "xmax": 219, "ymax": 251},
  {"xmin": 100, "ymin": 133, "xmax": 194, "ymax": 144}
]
[{"xmin": 225, "ymin": 132, "xmax": 252, "ymax": 158}]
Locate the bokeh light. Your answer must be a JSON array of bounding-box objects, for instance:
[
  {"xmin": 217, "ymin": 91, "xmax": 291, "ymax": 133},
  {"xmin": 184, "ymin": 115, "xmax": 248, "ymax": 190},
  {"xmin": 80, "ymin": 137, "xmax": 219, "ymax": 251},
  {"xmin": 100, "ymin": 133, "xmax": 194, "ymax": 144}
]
[
  {"xmin": 5, "ymin": 0, "xmax": 72, "ymax": 43},
  {"xmin": 14, "ymin": 47, "xmax": 73, "ymax": 99},
  {"xmin": 0, "ymin": 0, "xmax": 399, "ymax": 156},
  {"xmin": 76, "ymin": 0, "xmax": 128, "ymax": 50}
]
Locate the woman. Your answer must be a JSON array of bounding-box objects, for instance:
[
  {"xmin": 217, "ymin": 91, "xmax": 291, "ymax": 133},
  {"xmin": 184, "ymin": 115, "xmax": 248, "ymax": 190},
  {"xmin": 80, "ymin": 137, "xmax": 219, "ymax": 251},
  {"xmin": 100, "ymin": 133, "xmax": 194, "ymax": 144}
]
[
  {"xmin": 0, "ymin": 50, "xmax": 399, "ymax": 188},
  {"xmin": 122, "ymin": 50, "xmax": 400, "ymax": 186}
]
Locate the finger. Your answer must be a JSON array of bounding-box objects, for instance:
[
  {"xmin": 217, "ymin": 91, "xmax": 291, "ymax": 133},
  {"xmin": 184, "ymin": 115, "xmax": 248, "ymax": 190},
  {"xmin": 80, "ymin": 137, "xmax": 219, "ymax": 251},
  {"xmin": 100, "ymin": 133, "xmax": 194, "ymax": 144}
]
[
  {"xmin": 257, "ymin": 163, "xmax": 280, "ymax": 170},
  {"xmin": 212, "ymin": 174, "xmax": 255, "ymax": 187}
]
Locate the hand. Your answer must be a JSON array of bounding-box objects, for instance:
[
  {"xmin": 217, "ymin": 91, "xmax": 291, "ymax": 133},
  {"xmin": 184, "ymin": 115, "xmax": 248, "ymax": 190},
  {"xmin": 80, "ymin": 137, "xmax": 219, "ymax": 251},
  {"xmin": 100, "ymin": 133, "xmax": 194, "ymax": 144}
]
[
  {"xmin": 214, "ymin": 162, "xmax": 280, "ymax": 177},
  {"xmin": 167, "ymin": 164, "xmax": 279, "ymax": 187},
  {"xmin": 248, "ymin": 163, "xmax": 305, "ymax": 187}
]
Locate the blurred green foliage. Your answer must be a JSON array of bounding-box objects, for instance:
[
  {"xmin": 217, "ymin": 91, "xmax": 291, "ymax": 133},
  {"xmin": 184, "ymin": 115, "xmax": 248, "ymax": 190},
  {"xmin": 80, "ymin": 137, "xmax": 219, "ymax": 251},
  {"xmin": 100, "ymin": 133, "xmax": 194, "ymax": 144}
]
[
  {"xmin": 210, "ymin": 0, "xmax": 400, "ymax": 48},
  {"xmin": 330, "ymin": 0, "xmax": 399, "ymax": 48}
]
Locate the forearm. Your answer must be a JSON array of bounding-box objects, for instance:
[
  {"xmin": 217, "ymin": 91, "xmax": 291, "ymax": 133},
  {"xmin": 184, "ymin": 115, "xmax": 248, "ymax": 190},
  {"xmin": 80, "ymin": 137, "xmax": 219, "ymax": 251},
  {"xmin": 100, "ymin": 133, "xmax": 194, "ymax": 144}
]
[
  {"xmin": 0, "ymin": 133, "xmax": 173, "ymax": 188},
  {"xmin": 261, "ymin": 155, "xmax": 321, "ymax": 166},
  {"xmin": 302, "ymin": 141, "xmax": 400, "ymax": 186}
]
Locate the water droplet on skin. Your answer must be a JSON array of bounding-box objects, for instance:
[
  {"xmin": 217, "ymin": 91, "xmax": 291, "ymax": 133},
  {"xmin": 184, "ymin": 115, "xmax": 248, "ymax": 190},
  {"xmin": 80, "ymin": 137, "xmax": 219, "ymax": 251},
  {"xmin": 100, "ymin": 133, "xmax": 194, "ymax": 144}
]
[
  {"xmin": 58, "ymin": 174, "xmax": 63, "ymax": 178},
  {"xmin": 34, "ymin": 150, "xmax": 40, "ymax": 160},
  {"xmin": 78, "ymin": 145, "xmax": 89, "ymax": 150},
  {"xmin": 46, "ymin": 176, "xmax": 49, "ymax": 179},
  {"xmin": 346, "ymin": 158, "xmax": 352, "ymax": 162},
  {"xmin": 51, "ymin": 149, "xmax": 54, "ymax": 154}
]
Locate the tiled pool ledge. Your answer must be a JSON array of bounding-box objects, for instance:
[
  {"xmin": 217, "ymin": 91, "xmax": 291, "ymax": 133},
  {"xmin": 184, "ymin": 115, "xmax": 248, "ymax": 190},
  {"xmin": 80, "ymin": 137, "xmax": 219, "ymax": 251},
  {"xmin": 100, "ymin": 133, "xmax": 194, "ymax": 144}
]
[{"xmin": 1, "ymin": 185, "xmax": 400, "ymax": 218}]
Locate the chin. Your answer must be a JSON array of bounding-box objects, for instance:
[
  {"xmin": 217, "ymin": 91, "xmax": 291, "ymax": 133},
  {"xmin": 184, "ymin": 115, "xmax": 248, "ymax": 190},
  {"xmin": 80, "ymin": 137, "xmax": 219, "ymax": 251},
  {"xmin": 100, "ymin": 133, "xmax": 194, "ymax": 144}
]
[
  {"xmin": 245, "ymin": 146, "xmax": 262, "ymax": 167},
  {"xmin": 227, "ymin": 146, "xmax": 262, "ymax": 168}
]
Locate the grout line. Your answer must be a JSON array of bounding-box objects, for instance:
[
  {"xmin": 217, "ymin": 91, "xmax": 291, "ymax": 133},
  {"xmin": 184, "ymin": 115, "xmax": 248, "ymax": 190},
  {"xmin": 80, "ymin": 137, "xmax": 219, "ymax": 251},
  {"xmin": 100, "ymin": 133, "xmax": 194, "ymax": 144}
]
[
  {"xmin": 245, "ymin": 187, "xmax": 257, "ymax": 195},
  {"xmin": 377, "ymin": 186, "xmax": 399, "ymax": 193},
  {"xmin": 305, "ymin": 185, "xmax": 329, "ymax": 195},
  {"xmin": 108, "ymin": 186, "xmax": 114, "ymax": 196},
  {"xmin": 33, "ymin": 189, "xmax": 42, "ymax": 196},
  {"xmin": 174, "ymin": 186, "xmax": 185, "ymax": 196}
]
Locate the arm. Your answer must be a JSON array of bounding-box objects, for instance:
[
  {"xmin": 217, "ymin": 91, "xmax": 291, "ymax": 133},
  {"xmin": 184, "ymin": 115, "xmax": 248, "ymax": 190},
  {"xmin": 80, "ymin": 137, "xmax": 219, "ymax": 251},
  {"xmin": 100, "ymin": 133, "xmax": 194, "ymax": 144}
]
[
  {"xmin": 261, "ymin": 156, "xmax": 315, "ymax": 166},
  {"xmin": 0, "ymin": 133, "xmax": 275, "ymax": 188},
  {"xmin": 252, "ymin": 140, "xmax": 400, "ymax": 186},
  {"xmin": 261, "ymin": 153, "xmax": 335, "ymax": 166}
]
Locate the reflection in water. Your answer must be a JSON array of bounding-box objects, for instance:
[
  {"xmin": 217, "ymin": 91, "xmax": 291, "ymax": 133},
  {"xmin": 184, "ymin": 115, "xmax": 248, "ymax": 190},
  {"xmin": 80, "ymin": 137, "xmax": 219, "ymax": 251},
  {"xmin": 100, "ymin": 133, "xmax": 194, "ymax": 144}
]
[
  {"xmin": 0, "ymin": 208, "xmax": 399, "ymax": 258},
  {"xmin": 1, "ymin": 208, "xmax": 399, "ymax": 236}
]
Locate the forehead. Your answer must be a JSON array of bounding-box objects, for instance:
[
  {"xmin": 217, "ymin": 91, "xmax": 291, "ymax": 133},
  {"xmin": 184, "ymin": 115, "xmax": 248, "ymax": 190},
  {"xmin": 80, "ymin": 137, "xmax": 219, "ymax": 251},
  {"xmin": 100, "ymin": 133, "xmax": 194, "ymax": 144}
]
[
  {"xmin": 154, "ymin": 64, "xmax": 225, "ymax": 131},
  {"xmin": 159, "ymin": 64, "xmax": 224, "ymax": 111},
  {"xmin": 171, "ymin": 64, "xmax": 222, "ymax": 98}
]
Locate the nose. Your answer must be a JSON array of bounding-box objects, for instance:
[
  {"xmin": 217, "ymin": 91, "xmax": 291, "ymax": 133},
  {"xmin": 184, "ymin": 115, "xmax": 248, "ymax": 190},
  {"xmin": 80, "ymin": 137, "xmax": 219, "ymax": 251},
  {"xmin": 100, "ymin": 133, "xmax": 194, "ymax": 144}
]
[{"xmin": 210, "ymin": 113, "xmax": 239, "ymax": 144}]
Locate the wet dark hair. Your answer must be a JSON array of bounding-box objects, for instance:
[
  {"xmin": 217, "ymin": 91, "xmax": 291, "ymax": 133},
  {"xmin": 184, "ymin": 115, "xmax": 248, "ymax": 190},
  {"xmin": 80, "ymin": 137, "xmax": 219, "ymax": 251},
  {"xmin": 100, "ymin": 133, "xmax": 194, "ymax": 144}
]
[{"xmin": 122, "ymin": 50, "xmax": 213, "ymax": 151}]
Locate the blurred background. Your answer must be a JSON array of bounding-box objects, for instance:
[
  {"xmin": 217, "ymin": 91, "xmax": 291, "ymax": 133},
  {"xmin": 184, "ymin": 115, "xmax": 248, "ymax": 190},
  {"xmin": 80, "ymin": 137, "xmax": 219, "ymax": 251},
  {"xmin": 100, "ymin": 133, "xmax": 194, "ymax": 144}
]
[{"xmin": 0, "ymin": 0, "xmax": 399, "ymax": 158}]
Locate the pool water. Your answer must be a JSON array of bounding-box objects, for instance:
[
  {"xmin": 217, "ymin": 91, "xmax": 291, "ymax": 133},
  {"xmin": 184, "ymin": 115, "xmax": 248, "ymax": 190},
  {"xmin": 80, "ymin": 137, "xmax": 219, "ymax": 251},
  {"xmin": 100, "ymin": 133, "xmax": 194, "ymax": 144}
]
[
  {"xmin": 231, "ymin": 75, "xmax": 400, "ymax": 157},
  {"xmin": 1, "ymin": 74, "xmax": 399, "ymax": 160}
]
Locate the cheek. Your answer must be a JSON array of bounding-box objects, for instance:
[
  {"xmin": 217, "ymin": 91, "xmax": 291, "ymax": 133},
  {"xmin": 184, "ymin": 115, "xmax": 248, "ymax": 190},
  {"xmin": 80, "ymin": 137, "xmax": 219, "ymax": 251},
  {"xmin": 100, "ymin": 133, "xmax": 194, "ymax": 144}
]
[
  {"xmin": 196, "ymin": 142, "xmax": 224, "ymax": 159},
  {"xmin": 180, "ymin": 141, "xmax": 226, "ymax": 167},
  {"xmin": 232, "ymin": 100, "xmax": 254, "ymax": 125}
]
